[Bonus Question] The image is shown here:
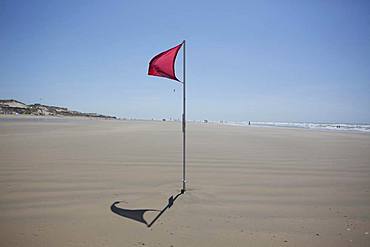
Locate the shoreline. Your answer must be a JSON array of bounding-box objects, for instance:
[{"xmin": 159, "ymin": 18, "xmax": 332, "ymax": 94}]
[{"xmin": 2, "ymin": 114, "xmax": 369, "ymax": 135}]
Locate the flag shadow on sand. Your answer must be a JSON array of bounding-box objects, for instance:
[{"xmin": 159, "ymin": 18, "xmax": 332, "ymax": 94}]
[{"xmin": 111, "ymin": 192, "xmax": 182, "ymax": 228}]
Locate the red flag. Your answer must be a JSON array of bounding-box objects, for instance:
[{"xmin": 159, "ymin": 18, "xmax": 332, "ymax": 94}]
[{"xmin": 148, "ymin": 42, "xmax": 183, "ymax": 82}]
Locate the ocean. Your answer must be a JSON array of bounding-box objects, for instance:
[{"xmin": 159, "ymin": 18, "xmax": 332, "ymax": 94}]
[{"xmin": 222, "ymin": 121, "xmax": 370, "ymax": 133}]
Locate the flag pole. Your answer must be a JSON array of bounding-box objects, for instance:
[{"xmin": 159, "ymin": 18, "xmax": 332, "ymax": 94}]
[{"xmin": 181, "ymin": 40, "xmax": 186, "ymax": 194}]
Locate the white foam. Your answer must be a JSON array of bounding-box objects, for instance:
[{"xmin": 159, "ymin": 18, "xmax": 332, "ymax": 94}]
[{"xmin": 220, "ymin": 121, "xmax": 370, "ymax": 133}]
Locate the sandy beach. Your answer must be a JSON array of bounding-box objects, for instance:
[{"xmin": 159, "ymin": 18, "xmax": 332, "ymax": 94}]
[{"xmin": 0, "ymin": 116, "xmax": 369, "ymax": 247}]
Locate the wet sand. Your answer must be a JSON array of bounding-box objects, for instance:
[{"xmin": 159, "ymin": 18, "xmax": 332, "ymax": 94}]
[{"xmin": 0, "ymin": 116, "xmax": 369, "ymax": 246}]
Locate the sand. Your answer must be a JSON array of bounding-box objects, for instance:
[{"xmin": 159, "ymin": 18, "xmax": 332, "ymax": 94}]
[{"xmin": 0, "ymin": 116, "xmax": 369, "ymax": 247}]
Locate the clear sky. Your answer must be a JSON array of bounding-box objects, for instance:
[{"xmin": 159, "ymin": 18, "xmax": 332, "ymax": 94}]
[{"xmin": 1, "ymin": 0, "xmax": 369, "ymax": 123}]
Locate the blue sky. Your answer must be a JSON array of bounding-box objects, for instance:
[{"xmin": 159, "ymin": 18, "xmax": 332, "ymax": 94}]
[{"xmin": 1, "ymin": 0, "xmax": 369, "ymax": 123}]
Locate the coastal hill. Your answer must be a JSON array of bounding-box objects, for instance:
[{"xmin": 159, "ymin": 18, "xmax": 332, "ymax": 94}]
[{"xmin": 0, "ymin": 99, "xmax": 117, "ymax": 119}]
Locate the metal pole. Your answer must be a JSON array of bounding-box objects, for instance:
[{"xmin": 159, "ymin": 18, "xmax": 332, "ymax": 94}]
[{"xmin": 181, "ymin": 40, "xmax": 186, "ymax": 193}]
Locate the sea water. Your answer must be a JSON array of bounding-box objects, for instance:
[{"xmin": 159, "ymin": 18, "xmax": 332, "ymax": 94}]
[{"xmin": 222, "ymin": 121, "xmax": 370, "ymax": 133}]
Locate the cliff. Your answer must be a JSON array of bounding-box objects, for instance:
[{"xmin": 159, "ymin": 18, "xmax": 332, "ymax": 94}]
[{"xmin": 0, "ymin": 100, "xmax": 117, "ymax": 119}]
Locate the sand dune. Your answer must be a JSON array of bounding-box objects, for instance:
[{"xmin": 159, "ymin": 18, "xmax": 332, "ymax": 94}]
[{"xmin": 0, "ymin": 116, "xmax": 369, "ymax": 246}]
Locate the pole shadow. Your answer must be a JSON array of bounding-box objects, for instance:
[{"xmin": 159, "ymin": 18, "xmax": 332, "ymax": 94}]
[{"xmin": 110, "ymin": 192, "xmax": 183, "ymax": 228}]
